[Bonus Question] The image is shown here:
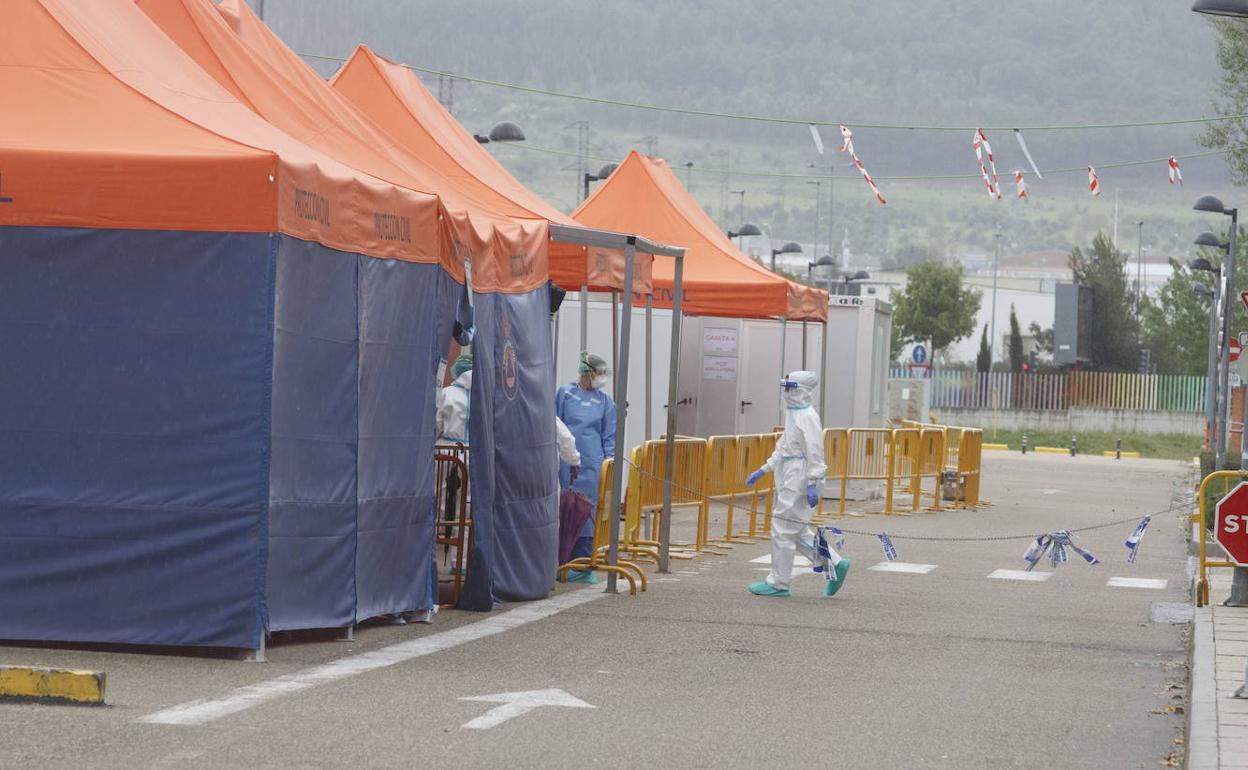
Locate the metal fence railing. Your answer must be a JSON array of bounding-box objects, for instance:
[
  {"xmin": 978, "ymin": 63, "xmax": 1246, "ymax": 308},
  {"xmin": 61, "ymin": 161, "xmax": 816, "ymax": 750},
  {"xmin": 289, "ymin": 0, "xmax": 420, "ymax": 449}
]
[{"xmin": 891, "ymin": 367, "xmax": 1207, "ymax": 413}]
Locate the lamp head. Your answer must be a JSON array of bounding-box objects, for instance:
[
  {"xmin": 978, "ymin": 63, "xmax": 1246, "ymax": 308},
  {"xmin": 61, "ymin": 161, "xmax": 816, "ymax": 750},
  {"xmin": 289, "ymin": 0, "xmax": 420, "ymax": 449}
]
[
  {"xmin": 1192, "ymin": 0, "xmax": 1248, "ymax": 16},
  {"xmin": 1194, "ymin": 231, "xmax": 1228, "ymax": 251},
  {"xmin": 1189, "ymin": 256, "xmax": 1219, "ymax": 273},
  {"xmin": 849, "ymin": 270, "xmax": 871, "ymax": 281},
  {"xmin": 736, "ymin": 223, "xmax": 762, "ymax": 237},
  {"xmin": 1193, "ymin": 282, "xmax": 1215, "ymax": 297},
  {"xmin": 1194, "ymin": 194, "xmax": 1227, "ymax": 215},
  {"xmin": 487, "ymin": 121, "xmax": 526, "ymax": 143},
  {"xmin": 780, "ymin": 241, "xmax": 803, "ymax": 255},
  {"xmin": 595, "ymin": 163, "xmax": 618, "ymax": 180}
]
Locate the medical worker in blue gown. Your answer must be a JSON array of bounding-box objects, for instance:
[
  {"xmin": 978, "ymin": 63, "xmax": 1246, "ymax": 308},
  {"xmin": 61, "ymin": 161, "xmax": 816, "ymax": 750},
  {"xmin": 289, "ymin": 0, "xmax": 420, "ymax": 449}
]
[{"xmin": 555, "ymin": 352, "xmax": 616, "ymax": 584}]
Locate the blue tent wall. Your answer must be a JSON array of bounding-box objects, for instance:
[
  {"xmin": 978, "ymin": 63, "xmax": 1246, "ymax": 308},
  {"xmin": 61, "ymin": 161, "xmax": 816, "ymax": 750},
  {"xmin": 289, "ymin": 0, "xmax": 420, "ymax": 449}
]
[
  {"xmin": 461, "ymin": 286, "xmax": 558, "ymax": 608},
  {"xmin": 0, "ymin": 226, "xmax": 273, "ymax": 649},
  {"xmin": 266, "ymin": 236, "xmax": 359, "ymax": 632},
  {"xmin": 354, "ymin": 256, "xmax": 461, "ymax": 620}
]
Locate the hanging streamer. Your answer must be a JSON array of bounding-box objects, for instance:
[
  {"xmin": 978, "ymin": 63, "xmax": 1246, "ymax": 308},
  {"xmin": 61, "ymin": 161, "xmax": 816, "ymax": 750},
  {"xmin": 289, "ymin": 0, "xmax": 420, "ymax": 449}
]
[
  {"xmin": 879, "ymin": 532, "xmax": 897, "ymax": 561},
  {"xmin": 827, "ymin": 526, "xmax": 846, "ymax": 553},
  {"xmin": 1087, "ymin": 165, "xmax": 1101, "ymax": 197},
  {"xmin": 1023, "ymin": 530, "xmax": 1100, "ymax": 571},
  {"xmin": 972, "ymin": 129, "xmax": 1002, "ymax": 199},
  {"xmin": 1168, "ymin": 156, "xmax": 1183, "ymax": 186},
  {"xmin": 809, "ymin": 124, "xmax": 825, "ymax": 155},
  {"xmin": 1015, "ymin": 170, "xmax": 1028, "ymax": 200},
  {"xmin": 1125, "ymin": 516, "xmax": 1152, "ymax": 564},
  {"xmin": 838, "ymin": 125, "xmax": 887, "ymax": 205},
  {"xmin": 1013, "ymin": 129, "xmax": 1044, "ymax": 179}
]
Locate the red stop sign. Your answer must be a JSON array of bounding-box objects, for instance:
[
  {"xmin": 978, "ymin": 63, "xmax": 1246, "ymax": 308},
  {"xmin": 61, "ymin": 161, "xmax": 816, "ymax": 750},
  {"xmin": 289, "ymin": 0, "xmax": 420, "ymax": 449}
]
[
  {"xmin": 1233, "ymin": 339, "xmax": 1243, "ymax": 364},
  {"xmin": 1216, "ymin": 483, "xmax": 1248, "ymax": 565}
]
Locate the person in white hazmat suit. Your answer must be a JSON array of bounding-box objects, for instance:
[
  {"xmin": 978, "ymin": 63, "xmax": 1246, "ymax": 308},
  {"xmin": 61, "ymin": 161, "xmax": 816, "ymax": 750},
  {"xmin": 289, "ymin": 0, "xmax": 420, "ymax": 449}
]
[{"xmin": 745, "ymin": 371, "xmax": 851, "ymax": 597}]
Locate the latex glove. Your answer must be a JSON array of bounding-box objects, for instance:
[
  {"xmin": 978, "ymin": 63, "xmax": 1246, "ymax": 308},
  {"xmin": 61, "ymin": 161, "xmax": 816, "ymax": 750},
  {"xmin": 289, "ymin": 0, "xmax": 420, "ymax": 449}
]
[
  {"xmin": 568, "ymin": 465, "xmax": 579, "ymax": 487},
  {"xmin": 806, "ymin": 484, "xmax": 819, "ymax": 509},
  {"xmin": 745, "ymin": 469, "xmax": 764, "ymax": 488}
]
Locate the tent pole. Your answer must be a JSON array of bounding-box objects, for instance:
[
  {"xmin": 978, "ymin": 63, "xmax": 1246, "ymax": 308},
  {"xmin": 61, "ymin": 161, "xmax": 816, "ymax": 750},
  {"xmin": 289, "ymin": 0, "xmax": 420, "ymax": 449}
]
[
  {"xmin": 659, "ymin": 252, "xmax": 684, "ymax": 574},
  {"xmin": 553, "ymin": 307, "xmax": 561, "ymax": 381},
  {"xmin": 778, "ymin": 319, "xmax": 788, "ymax": 423},
  {"xmin": 820, "ymin": 319, "xmax": 829, "ymax": 419},
  {"xmin": 611, "ymin": 290, "xmax": 620, "ymax": 402},
  {"xmin": 802, "ymin": 320, "xmax": 808, "ymax": 369},
  {"xmin": 645, "ymin": 294, "xmax": 654, "ymax": 441},
  {"xmin": 579, "ymin": 284, "xmax": 588, "ymax": 358},
  {"xmin": 606, "ymin": 244, "xmax": 637, "ymax": 595}
]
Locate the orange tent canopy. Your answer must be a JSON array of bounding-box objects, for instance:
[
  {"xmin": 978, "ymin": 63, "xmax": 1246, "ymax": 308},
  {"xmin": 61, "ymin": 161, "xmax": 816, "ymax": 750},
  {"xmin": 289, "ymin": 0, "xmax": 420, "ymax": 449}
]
[
  {"xmin": 573, "ymin": 152, "xmax": 827, "ymax": 321},
  {"xmin": 329, "ymin": 45, "xmax": 652, "ymax": 295},
  {"xmin": 139, "ymin": 0, "xmax": 548, "ymax": 293},
  {"xmin": 0, "ymin": 0, "xmax": 442, "ymax": 262}
]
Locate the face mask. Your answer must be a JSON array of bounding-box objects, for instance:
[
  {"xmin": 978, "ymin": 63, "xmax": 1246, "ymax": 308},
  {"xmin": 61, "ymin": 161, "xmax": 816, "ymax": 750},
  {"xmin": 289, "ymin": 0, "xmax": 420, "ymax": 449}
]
[{"xmin": 592, "ymin": 375, "xmax": 609, "ymax": 390}]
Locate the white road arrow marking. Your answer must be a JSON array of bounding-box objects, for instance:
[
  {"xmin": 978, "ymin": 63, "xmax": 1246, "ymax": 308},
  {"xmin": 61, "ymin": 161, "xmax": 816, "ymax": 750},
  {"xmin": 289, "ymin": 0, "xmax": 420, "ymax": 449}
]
[{"xmin": 459, "ymin": 688, "xmax": 595, "ymax": 729}]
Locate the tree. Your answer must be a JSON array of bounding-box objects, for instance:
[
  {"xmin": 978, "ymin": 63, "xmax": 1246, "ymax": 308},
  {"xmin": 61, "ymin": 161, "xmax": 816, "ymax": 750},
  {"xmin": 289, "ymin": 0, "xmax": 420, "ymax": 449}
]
[
  {"xmin": 976, "ymin": 325, "xmax": 991, "ymax": 373},
  {"xmin": 1202, "ymin": 18, "xmax": 1248, "ymax": 184},
  {"xmin": 891, "ymin": 261, "xmax": 982, "ymax": 367},
  {"xmin": 1008, "ymin": 304, "xmax": 1024, "ymax": 372},
  {"xmin": 1068, "ymin": 232, "xmax": 1140, "ymax": 371},
  {"xmin": 1028, "ymin": 321, "xmax": 1054, "ymax": 357},
  {"xmin": 1142, "ymin": 259, "xmax": 1216, "ymax": 375}
]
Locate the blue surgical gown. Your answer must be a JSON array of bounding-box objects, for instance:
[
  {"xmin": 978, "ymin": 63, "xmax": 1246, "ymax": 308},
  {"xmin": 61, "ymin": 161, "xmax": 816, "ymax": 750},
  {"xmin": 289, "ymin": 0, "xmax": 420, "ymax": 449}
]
[{"xmin": 555, "ymin": 383, "xmax": 617, "ymax": 538}]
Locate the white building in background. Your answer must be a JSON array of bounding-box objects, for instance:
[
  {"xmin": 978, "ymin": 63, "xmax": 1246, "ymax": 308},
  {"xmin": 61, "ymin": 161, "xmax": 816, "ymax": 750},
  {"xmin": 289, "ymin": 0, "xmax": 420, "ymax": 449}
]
[{"xmin": 840, "ymin": 249, "xmax": 1176, "ymax": 367}]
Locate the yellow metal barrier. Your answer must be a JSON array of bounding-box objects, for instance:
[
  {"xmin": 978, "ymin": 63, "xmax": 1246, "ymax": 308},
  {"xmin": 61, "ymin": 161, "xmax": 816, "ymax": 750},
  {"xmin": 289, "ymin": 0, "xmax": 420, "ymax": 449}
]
[
  {"xmin": 751, "ymin": 433, "xmax": 779, "ymax": 534},
  {"xmin": 629, "ymin": 437, "xmax": 715, "ymax": 554},
  {"xmin": 891, "ymin": 428, "xmax": 922, "ymax": 514},
  {"xmin": 703, "ymin": 436, "xmax": 746, "ymax": 547},
  {"xmin": 918, "ymin": 427, "xmax": 946, "ymax": 511},
  {"xmin": 733, "ymin": 434, "xmax": 771, "ymax": 539},
  {"xmin": 956, "ymin": 428, "xmax": 984, "ymax": 507},
  {"xmin": 815, "ymin": 428, "xmax": 848, "ymax": 521},
  {"xmin": 842, "ymin": 429, "xmax": 894, "ymax": 515},
  {"xmin": 1194, "ymin": 470, "xmax": 1248, "ymax": 607},
  {"xmin": 556, "ymin": 458, "xmax": 645, "ymax": 593}
]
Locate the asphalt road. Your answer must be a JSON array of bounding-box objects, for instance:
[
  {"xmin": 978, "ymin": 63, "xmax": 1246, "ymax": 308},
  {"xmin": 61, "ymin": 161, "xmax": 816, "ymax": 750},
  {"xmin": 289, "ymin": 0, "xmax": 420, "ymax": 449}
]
[{"xmin": 0, "ymin": 452, "xmax": 1193, "ymax": 769}]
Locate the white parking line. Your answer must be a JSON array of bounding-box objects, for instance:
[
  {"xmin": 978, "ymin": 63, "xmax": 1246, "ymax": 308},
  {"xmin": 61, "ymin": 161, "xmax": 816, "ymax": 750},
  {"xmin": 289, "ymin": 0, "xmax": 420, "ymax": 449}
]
[
  {"xmin": 869, "ymin": 562, "xmax": 938, "ymax": 574},
  {"xmin": 988, "ymin": 569, "xmax": 1052, "ymax": 582},
  {"xmin": 1107, "ymin": 577, "xmax": 1168, "ymax": 590},
  {"xmin": 137, "ymin": 589, "xmax": 607, "ymax": 726},
  {"xmin": 749, "ymin": 554, "xmax": 812, "ymax": 567}
]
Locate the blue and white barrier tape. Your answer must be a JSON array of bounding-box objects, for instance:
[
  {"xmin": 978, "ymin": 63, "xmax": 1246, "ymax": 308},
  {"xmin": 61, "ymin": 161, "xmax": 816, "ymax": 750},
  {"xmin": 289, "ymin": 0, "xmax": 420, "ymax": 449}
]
[
  {"xmin": 879, "ymin": 532, "xmax": 898, "ymax": 561},
  {"xmin": 1023, "ymin": 530, "xmax": 1099, "ymax": 571},
  {"xmin": 1124, "ymin": 516, "xmax": 1151, "ymax": 564}
]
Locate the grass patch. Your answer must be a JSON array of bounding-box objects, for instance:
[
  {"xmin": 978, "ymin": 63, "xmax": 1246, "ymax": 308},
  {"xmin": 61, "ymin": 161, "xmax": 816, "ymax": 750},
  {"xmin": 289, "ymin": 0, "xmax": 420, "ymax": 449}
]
[{"xmin": 980, "ymin": 429, "xmax": 1202, "ymax": 461}]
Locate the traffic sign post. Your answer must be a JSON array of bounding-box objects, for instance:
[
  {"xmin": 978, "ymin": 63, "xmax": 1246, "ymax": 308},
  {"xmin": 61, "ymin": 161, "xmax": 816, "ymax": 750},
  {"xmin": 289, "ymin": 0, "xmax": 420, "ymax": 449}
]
[
  {"xmin": 1214, "ymin": 482, "xmax": 1248, "ymax": 609},
  {"xmin": 1216, "ymin": 483, "xmax": 1248, "ymax": 566}
]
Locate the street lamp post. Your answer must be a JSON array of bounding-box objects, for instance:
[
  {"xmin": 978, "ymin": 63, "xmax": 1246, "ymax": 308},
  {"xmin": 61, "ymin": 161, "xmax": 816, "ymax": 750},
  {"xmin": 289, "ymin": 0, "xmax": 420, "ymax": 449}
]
[
  {"xmin": 805, "ymin": 256, "xmax": 836, "ymax": 369},
  {"xmin": 1194, "ymin": 196, "xmax": 1239, "ymax": 473},
  {"xmin": 1136, "ymin": 221, "xmax": 1145, "ymax": 329},
  {"xmin": 1193, "ymin": 248, "xmax": 1225, "ymax": 454},
  {"xmin": 808, "ymin": 180, "xmax": 821, "ymax": 259},
  {"xmin": 731, "ymin": 190, "xmax": 746, "ymax": 231},
  {"xmin": 990, "ymin": 231, "xmax": 1001, "ymax": 365}
]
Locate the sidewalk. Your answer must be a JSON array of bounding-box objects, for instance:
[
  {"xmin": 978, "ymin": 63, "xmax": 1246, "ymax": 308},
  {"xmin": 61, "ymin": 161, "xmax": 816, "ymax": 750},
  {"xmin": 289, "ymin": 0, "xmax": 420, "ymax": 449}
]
[{"xmin": 1191, "ymin": 571, "xmax": 1248, "ymax": 769}]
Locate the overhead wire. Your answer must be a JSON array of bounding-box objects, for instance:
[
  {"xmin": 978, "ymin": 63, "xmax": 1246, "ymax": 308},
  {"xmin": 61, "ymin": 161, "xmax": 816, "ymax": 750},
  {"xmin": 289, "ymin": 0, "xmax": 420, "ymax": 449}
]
[{"xmin": 298, "ymin": 51, "xmax": 1248, "ymax": 133}]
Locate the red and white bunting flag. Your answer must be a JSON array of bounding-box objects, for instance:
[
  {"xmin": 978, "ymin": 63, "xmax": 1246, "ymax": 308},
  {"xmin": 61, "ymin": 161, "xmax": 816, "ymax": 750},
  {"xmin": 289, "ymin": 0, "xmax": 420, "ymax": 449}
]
[
  {"xmin": 972, "ymin": 128, "xmax": 1002, "ymax": 200},
  {"xmin": 1168, "ymin": 156, "xmax": 1183, "ymax": 186},
  {"xmin": 1015, "ymin": 170, "xmax": 1028, "ymax": 200},
  {"xmin": 1087, "ymin": 165, "xmax": 1101, "ymax": 197},
  {"xmin": 838, "ymin": 125, "xmax": 887, "ymax": 205}
]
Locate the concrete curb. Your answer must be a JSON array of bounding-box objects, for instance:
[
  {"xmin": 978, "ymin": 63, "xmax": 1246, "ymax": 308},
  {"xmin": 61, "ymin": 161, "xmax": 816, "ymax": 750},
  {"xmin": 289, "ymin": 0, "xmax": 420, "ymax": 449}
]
[
  {"xmin": 1188, "ymin": 605, "xmax": 1218, "ymax": 769},
  {"xmin": 0, "ymin": 666, "xmax": 106, "ymax": 706}
]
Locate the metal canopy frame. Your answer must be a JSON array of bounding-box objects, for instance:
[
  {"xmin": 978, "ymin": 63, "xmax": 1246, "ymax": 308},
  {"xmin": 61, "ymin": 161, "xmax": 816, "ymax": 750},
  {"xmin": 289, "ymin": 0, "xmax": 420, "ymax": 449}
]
[{"xmin": 549, "ymin": 224, "xmax": 686, "ymax": 589}]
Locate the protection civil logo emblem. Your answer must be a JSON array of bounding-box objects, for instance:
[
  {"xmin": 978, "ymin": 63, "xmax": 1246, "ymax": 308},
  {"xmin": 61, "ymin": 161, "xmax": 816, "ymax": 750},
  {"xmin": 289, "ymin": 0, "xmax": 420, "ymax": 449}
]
[{"xmin": 501, "ymin": 307, "xmax": 520, "ymax": 401}]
